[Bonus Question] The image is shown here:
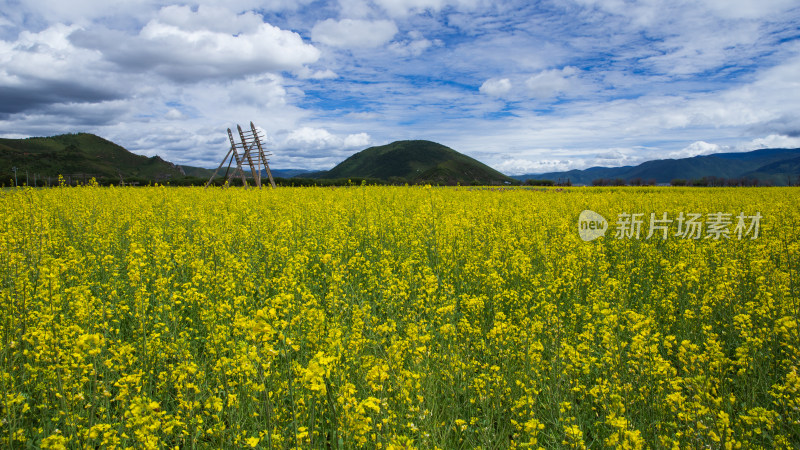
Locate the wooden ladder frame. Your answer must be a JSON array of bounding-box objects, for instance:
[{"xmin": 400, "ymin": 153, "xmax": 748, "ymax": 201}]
[{"xmin": 205, "ymin": 122, "xmax": 277, "ymax": 188}]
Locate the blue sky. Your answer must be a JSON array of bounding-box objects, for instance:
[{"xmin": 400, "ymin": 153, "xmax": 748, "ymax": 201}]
[{"xmin": 1, "ymin": 0, "xmax": 799, "ymax": 174}]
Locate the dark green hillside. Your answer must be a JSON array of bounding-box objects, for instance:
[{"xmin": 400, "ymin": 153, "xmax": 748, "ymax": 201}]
[
  {"xmin": 0, "ymin": 133, "xmax": 185, "ymax": 184},
  {"xmin": 742, "ymin": 155, "xmax": 800, "ymax": 185},
  {"xmin": 320, "ymin": 140, "xmax": 515, "ymax": 185},
  {"xmin": 180, "ymin": 165, "xmax": 217, "ymax": 178}
]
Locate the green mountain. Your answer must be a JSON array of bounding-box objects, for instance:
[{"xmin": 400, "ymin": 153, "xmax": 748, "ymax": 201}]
[
  {"xmin": 515, "ymin": 148, "xmax": 800, "ymax": 186},
  {"xmin": 316, "ymin": 140, "xmax": 515, "ymax": 185},
  {"xmin": 180, "ymin": 165, "xmax": 217, "ymax": 178},
  {"xmin": 741, "ymin": 155, "xmax": 800, "ymax": 185},
  {"xmin": 0, "ymin": 133, "xmax": 188, "ymax": 184}
]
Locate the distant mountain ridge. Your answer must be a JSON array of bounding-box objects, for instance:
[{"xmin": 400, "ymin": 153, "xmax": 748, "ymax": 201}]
[
  {"xmin": 0, "ymin": 132, "xmax": 331, "ymax": 185},
  {"xmin": 311, "ymin": 140, "xmax": 515, "ymax": 185},
  {"xmin": 5, "ymin": 133, "xmax": 798, "ymax": 187},
  {"xmin": 515, "ymin": 148, "xmax": 800, "ymax": 185},
  {"xmin": 0, "ymin": 133, "xmax": 187, "ymax": 183}
]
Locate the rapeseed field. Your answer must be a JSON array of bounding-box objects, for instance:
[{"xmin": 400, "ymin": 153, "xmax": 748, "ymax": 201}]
[{"xmin": 1, "ymin": 185, "xmax": 798, "ymax": 448}]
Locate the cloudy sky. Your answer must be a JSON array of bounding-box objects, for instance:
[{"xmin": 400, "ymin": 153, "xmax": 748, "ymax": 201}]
[{"xmin": 1, "ymin": 0, "xmax": 799, "ymax": 174}]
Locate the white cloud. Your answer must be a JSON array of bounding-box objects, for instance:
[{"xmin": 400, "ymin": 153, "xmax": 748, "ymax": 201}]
[
  {"xmin": 337, "ymin": 0, "xmax": 374, "ymax": 18},
  {"xmin": 388, "ymin": 31, "xmax": 440, "ymax": 57},
  {"xmin": 284, "ymin": 127, "xmax": 338, "ymax": 150},
  {"xmin": 2, "ymin": 0, "xmax": 799, "ymax": 173},
  {"xmin": 135, "ymin": 21, "xmax": 318, "ymax": 78},
  {"xmin": 641, "ymin": 24, "xmax": 762, "ymax": 77},
  {"xmin": 311, "ymin": 19, "xmax": 398, "ymax": 49},
  {"xmin": 226, "ymin": 74, "xmax": 290, "ymax": 108},
  {"xmin": 494, "ymin": 158, "xmax": 576, "ymax": 175},
  {"xmin": 372, "ymin": 0, "xmax": 485, "ymax": 17},
  {"xmin": 295, "ymin": 67, "xmax": 339, "ymax": 79},
  {"xmin": 570, "ymin": 0, "xmax": 795, "ymax": 24},
  {"xmin": 525, "ymin": 66, "xmax": 578, "ymax": 98},
  {"xmin": 479, "ymin": 78, "xmax": 512, "ymax": 96},
  {"xmin": 0, "ymin": 24, "xmax": 125, "ymax": 114},
  {"xmin": 568, "ymin": 0, "xmax": 797, "ymax": 79},
  {"xmin": 7, "ymin": 0, "xmax": 316, "ymax": 26},
  {"xmin": 164, "ymin": 108, "xmax": 185, "ymax": 120},
  {"xmin": 2, "ymin": 25, "xmax": 90, "ymax": 81},
  {"xmin": 584, "ymin": 149, "xmax": 644, "ymax": 168},
  {"xmin": 3, "ymin": 0, "xmax": 152, "ymax": 27},
  {"xmin": 69, "ymin": 7, "xmax": 320, "ymax": 82},
  {"xmin": 154, "ymin": 5, "xmax": 263, "ymax": 34},
  {"xmin": 744, "ymin": 134, "xmax": 800, "ymax": 150},
  {"xmin": 374, "ymin": 0, "xmax": 446, "ymax": 16},
  {"xmin": 280, "ymin": 128, "xmax": 371, "ymax": 154},
  {"xmin": 700, "ymin": 0, "xmax": 798, "ymax": 19},
  {"xmin": 346, "ymin": 111, "xmax": 381, "ymax": 120},
  {"xmin": 669, "ymin": 141, "xmax": 723, "ymax": 158},
  {"xmin": 343, "ymin": 132, "xmax": 371, "ymax": 148}
]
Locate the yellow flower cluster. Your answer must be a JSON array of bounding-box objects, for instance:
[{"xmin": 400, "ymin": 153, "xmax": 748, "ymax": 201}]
[{"xmin": 1, "ymin": 184, "xmax": 798, "ymax": 448}]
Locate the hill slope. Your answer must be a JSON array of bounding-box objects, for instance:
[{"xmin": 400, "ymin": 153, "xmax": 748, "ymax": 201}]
[
  {"xmin": 0, "ymin": 133, "xmax": 185, "ymax": 183},
  {"xmin": 318, "ymin": 140, "xmax": 515, "ymax": 185},
  {"xmin": 515, "ymin": 148, "xmax": 800, "ymax": 185}
]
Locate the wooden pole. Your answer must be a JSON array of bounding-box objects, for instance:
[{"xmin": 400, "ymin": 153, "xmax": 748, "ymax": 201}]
[
  {"xmin": 240, "ymin": 127, "xmax": 262, "ymax": 187},
  {"xmin": 207, "ymin": 122, "xmax": 277, "ymax": 189},
  {"xmin": 251, "ymin": 122, "xmax": 276, "ymax": 188},
  {"xmin": 237, "ymin": 125, "xmax": 261, "ymax": 188},
  {"xmin": 225, "ymin": 128, "xmax": 249, "ymax": 188},
  {"xmin": 205, "ymin": 147, "xmax": 234, "ymax": 187}
]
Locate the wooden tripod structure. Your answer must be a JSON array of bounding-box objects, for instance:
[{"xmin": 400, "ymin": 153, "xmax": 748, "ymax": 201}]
[{"xmin": 205, "ymin": 122, "xmax": 276, "ymax": 188}]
